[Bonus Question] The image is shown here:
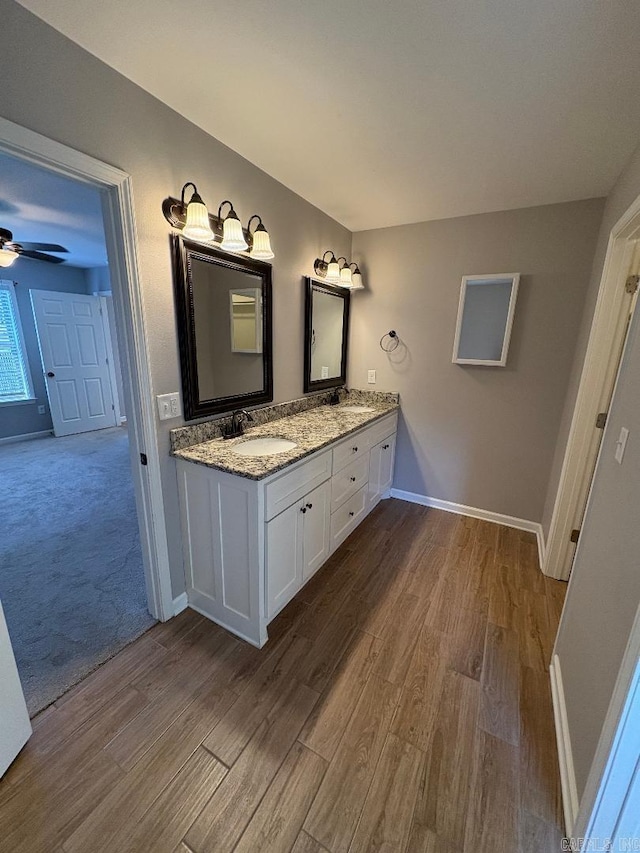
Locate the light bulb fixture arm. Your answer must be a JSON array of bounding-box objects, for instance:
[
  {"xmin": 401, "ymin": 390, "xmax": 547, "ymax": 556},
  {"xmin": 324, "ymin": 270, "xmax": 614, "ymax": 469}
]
[
  {"xmin": 180, "ymin": 182, "xmax": 199, "ymax": 208},
  {"xmin": 217, "ymin": 200, "xmax": 236, "ymax": 220}
]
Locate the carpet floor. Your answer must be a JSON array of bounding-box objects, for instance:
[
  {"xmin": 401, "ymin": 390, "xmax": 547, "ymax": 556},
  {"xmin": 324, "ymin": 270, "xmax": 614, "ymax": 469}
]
[{"xmin": 0, "ymin": 426, "xmax": 156, "ymax": 716}]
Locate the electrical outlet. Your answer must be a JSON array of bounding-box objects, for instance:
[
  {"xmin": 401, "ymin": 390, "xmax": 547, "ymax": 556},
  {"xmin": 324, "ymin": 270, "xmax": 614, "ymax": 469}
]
[
  {"xmin": 157, "ymin": 392, "xmax": 182, "ymax": 421},
  {"xmin": 321, "ymin": 366, "xmax": 329, "ymax": 379},
  {"xmin": 37, "ymin": 405, "xmax": 45, "ymax": 415},
  {"xmin": 367, "ymin": 369, "xmax": 376, "ymax": 384}
]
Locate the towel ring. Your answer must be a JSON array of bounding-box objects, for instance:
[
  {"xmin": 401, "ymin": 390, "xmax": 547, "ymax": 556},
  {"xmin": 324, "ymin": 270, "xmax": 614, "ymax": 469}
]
[{"xmin": 380, "ymin": 330, "xmax": 400, "ymax": 353}]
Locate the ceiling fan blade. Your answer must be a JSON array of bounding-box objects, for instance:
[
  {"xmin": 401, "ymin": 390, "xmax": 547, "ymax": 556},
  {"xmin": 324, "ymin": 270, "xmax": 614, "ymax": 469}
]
[
  {"xmin": 17, "ymin": 242, "xmax": 69, "ymax": 253},
  {"xmin": 19, "ymin": 249, "xmax": 66, "ymax": 264}
]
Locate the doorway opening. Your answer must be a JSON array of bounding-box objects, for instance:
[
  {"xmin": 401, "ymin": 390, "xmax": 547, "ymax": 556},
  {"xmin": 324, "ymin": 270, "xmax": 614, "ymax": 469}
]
[
  {"xmin": 544, "ymin": 198, "xmax": 640, "ymax": 582},
  {"xmin": 0, "ymin": 117, "xmax": 174, "ymax": 724},
  {"xmin": 0, "ymin": 152, "xmax": 157, "ymax": 714}
]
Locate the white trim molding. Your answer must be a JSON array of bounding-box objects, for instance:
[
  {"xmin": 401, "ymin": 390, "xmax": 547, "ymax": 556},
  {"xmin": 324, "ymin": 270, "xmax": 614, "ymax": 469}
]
[
  {"xmin": 0, "ymin": 429, "xmax": 52, "ymax": 445},
  {"xmin": 172, "ymin": 592, "xmax": 188, "ymax": 616},
  {"xmin": 390, "ymin": 489, "xmax": 546, "ymax": 566},
  {"xmin": 550, "ymin": 654, "xmax": 579, "ymax": 836},
  {"xmin": 544, "ymin": 192, "xmax": 640, "ymax": 581}
]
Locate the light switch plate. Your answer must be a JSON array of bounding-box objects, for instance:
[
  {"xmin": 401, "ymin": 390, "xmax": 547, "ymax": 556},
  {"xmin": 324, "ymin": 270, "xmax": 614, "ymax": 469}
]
[
  {"xmin": 615, "ymin": 426, "xmax": 629, "ymax": 464},
  {"xmin": 368, "ymin": 369, "xmax": 376, "ymax": 384},
  {"xmin": 157, "ymin": 392, "xmax": 181, "ymax": 421}
]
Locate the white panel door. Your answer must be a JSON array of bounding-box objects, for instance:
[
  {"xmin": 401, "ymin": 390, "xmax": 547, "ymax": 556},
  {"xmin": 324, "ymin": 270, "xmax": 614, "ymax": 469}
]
[
  {"xmin": 31, "ymin": 290, "xmax": 116, "ymax": 436},
  {"xmin": 302, "ymin": 480, "xmax": 331, "ymax": 581},
  {"xmin": 0, "ymin": 600, "xmax": 31, "ymax": 778}
]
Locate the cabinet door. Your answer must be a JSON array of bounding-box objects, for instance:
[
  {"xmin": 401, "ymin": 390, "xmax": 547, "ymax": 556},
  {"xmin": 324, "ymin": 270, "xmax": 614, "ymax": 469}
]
[
  {"xmin": 266, "ymin": 501, "xmax": 303, "ymax": 619},
  {"xmin": 368, "ymin": 441, "xmax": 383, "ymax": 510},
  {"xmin": 379, "ymin": 434, "xmax": 396, "ymax": 494},
  {"xmin": 302, "ymin": 480, "xmax": 331, "ymax": 581}
]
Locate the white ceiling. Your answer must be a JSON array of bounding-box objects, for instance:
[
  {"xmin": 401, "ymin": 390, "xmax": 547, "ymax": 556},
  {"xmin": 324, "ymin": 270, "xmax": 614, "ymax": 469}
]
[
  {"xmin": 0, "ymin": 152, "xmax": 107, "ymax": 268},
  {"xmin": 16, "ymin": 0, "xmax": 640, "ymax": 232}
]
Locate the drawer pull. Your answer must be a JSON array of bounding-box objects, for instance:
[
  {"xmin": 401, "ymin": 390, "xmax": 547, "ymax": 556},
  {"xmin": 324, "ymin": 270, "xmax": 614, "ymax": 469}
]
[
  {"xmin": 306, "ymin": 503, "xmax": 313, "ymax": 509},
  {"xmin": 350, "ymin": 476, "xmax": 356, "ymax": 482},
  {"xmin": 300, "ymin": 506, "xmax": 307, "ymax": 514},
  {"xmin": 382, "ymin": 444, "xmax": 390, "ymax": 449},
  {"xmin": 352, "ymin": 446, "xmax": 358, "ymax": 452},
  {"xmin": 349, "ymin": 511, "xmax": 355, "ymax": 517}
]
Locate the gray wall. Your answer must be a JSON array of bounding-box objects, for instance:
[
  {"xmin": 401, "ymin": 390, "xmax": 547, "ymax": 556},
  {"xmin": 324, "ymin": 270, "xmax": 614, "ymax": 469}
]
[
  {"xmin": 0, "ymin": 258, "xmax": 88, "ymax": 439},
  {"xmin": 552, "ymin": 138, "xmax": 640, "ymax": 799},
  {"xmin": 350, "ymin": 199, "xmax": 604, "ymax": 522},
  {"xmin": 541, "ymin": 138, "xmax": 640, "ymax": 537},
  {"xmin": 0, "ymin": 0, "xmax": 351, "ymax": 596}
]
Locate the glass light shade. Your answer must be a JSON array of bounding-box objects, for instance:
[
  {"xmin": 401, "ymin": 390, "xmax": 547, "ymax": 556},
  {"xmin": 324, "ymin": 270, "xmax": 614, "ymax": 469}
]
[
  {"xmin": 350, "ymin": 270, "xmax": 364, "ymax": 290},
  {"xmin": 183, "ymin": 198, "xmax": 214, "ymax": 241},
  {"xmin": 250, "ymin": 226, "xmax": 274, "ymax": 260},
  {"xmin": 339, "ymin": 265, "xmax": 352, "ymax": 287},
  {"xmin": 0, "ymin": 247, "xmax": 19, "ymax": 267},
  {"xmin": 326, "ymin": 259, "xmax": 340, "ymax": 282},
  {"xmin": 221, "ymin": 215, "xmax": 248, "ymax": 252}
]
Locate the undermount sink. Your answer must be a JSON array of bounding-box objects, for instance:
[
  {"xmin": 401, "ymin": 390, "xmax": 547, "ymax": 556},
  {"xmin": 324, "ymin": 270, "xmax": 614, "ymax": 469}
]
[
  {"xmin": 231, "ymin": 437, "xmax": 298, "ymax": 457},
  {"xmin": 340, "ymin": 405, "xmax": 376, "ymax": 413}
]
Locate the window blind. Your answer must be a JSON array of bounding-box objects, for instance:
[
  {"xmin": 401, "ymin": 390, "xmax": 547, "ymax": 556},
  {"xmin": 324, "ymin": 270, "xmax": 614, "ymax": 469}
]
[{"xmin": 0, "ymin": 285, "xmax": 32, "ymax": 402}]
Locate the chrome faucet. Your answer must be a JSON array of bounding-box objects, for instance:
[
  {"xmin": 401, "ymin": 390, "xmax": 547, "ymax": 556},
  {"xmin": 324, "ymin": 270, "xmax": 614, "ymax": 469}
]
[{"xmin": 223, "ymin": 409, "xmax": 254, "ymax": 439}]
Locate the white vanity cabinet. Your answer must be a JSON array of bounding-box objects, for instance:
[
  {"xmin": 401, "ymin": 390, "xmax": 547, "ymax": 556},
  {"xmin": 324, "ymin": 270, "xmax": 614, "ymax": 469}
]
[{"xmin": 176, "ymin": 411, "xmax": 397, "ymax": 647}]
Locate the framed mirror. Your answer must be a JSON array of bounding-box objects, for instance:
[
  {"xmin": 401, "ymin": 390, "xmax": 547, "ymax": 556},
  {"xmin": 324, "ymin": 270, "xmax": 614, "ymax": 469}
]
[
  {"xmin": 171, "ymin": 235, "xmax": 273, "ymax": 420},
  {"xmin": 452, "ymin": 272, "xmax": 520, "ymax": 367},
  {"xmin": 303, "ymin": 277, "xmax": 350, "ymax": 393}
]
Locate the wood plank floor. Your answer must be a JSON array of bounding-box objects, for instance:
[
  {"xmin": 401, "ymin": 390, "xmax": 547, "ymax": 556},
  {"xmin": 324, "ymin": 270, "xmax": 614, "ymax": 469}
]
[{"xmin": 0, "ymin": 500, "xmax": 567, "ymax": 853}]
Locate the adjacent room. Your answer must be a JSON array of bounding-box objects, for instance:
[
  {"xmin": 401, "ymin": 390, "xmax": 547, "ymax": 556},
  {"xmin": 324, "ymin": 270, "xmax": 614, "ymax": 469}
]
[
  {"xmin": 1, "ymin": 1, "xmax": 640, "ymax": 851},
  {"xmin": 0, "ymin": 153, "xmax": 154, "ymax": 714}
]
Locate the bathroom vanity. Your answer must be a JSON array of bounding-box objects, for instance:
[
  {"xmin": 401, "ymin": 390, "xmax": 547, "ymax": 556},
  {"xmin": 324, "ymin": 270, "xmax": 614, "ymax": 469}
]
[{"xmin": 173, "ymin": 403, "xmax": 398, "ymax": 646}]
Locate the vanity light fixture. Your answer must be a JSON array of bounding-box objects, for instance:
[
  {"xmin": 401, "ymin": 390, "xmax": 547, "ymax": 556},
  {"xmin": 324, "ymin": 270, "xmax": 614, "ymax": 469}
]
[
  {"xmin": 218, "ymin": 200, "xmax": 248, "ymax": 252},
  {"xmin": 180, "ymin": 183, "xmax": 214, "ymax": 241},
  {"xmin": 247, "ymin": 215, "xmax": 274, "ymax": 260},
  {"xmin": 313, "ymin": 251, "xmax": 365, "ymax": 290},
  {"xmin": 162, "ymin": 187, "xmax": 275, "ymax": 260}
]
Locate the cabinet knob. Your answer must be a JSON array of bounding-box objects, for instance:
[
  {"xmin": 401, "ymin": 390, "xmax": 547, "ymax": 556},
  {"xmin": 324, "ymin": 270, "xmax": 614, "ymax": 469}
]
[
  {"xmin": 350, "ymin": 476, "xmax": 356, "ymax": 482},
  {"xmin": 352, "ymin": 446, "xmax": 358, "ymax": 452},
  {"xmin": 300, "ymin": 506, "xmax": 307, "ymax": 514},
  {"xmin": 306, "ymin": 503, "xmax": 313, "ymax": 509},
  {"xmin": 349, "ymin": 511, "xmax": 355, "ymax": 517},
  {"xmin": 383, "ymin": 444, "xmax": 390, "ymax": 449}
]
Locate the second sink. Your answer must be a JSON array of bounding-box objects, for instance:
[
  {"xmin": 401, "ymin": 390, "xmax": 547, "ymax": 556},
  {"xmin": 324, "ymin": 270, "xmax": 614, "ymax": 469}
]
[{"xmin": 231, "ymin": 437, "xmax": 298, "ymax": 457}]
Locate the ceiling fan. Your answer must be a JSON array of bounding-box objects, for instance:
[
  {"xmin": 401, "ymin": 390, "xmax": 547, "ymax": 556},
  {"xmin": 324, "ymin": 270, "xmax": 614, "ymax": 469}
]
[{"xmin": 0, "ymin": 227, "xmax": 69, "ymax": 267}]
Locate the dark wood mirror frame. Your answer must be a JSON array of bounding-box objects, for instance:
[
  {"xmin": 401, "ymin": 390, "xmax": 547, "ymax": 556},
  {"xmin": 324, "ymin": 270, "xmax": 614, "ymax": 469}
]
[
  {"xmin": 171, "ymin": 234, "xmax": 273, "ymax": 421},
  {"xmin": 303, "ymin": 276, "xmax": 350, "ymax": 394}
]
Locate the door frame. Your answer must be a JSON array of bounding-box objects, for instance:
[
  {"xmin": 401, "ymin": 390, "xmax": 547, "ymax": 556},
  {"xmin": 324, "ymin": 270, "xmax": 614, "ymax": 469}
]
[
  {"xmin": 0, "ymin": 116, "xmax": 174, "ymax": 621},
  {"xmin": 543, "ymin": 192, "xmax": 640, "ymax": 581}
]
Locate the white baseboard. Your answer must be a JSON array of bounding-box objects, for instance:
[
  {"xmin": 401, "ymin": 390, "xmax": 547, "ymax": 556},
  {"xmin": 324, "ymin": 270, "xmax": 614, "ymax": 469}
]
[
  {"xmin": 0, "ymin": 429, "xmax": 52, "ymax": 445},
  {"xmin": 390, "ymin": 488, "xmax": 546, "ymax": 566},
  {"xmin": 550, "ymin": 654, "xmax": 579, "ymax": 836},
  {"xmin": 172, "ymin": 592, "xmax": 188, "ymax": 616}
]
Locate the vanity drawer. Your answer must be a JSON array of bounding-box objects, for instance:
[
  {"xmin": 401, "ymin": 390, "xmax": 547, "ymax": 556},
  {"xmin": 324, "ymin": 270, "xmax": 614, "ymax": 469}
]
[
  {"xmin": 331, "ymin": 454, "xmax": 369, "ymax": 512},
  {"xmin": 332, "ymin": 435, "xmax": 368, "ymax": 474},
  {"xmin": 330, "ymin": 486, "xmax": 368, "ymax": 552},
  {"xmin": 265, "ymin": 450, "xmax": 331, "ymax": 521},
  {"xmin": 363, "ymin": 413, "xmax": 398, "ymax": 449}
]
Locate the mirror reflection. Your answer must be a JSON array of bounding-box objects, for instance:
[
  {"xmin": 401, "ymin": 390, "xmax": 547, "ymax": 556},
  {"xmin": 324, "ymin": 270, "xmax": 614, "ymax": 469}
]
[
  {"xmin": 172, "ymin": 236, "xmax": 273, "ymax": 420},
  {"xmin": 304, "ymin": 278, "xmax": 350, "ymax": 392}
]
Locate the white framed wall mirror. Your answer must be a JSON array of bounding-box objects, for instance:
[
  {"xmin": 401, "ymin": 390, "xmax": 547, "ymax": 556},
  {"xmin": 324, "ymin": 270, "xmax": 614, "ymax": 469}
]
[{"xmin": 452, "ymin": 272, "xmax": 520, "ymax": 367}]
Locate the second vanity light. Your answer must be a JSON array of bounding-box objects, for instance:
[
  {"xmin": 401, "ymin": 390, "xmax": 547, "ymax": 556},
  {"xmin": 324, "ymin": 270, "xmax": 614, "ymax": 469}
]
[
  {"xmin": 313, "ymin": 251, "xmax": 364, "ymax": 290},
  {"xmin": 163, "ymin": 183, "xmax": 275, "ymax": 260}
]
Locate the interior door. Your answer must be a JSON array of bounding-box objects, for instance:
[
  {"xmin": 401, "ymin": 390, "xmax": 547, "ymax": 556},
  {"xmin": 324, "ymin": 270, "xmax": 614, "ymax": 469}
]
[
  {"xmin": 0, "ymin": 599, "xmax": 31, "ymax": 778},
  {"xmin": 31, "ymin": 290, "xmax": 116, "ymax": 437}
]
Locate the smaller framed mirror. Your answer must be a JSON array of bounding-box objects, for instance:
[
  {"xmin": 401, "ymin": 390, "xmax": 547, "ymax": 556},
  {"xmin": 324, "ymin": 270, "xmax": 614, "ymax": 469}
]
[
  {"xmin": 303, "ymin": 277, "xmax": 350, "ymax": 393},
  {"xmin": 452, "ymin": 272, "xmax": 520, "ymax": 367}
]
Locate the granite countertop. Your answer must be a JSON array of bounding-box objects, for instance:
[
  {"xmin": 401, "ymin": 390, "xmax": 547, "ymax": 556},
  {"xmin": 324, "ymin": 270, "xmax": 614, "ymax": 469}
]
[{"xmin": 172, "ymin": 401, "xmax": 399, "ymax": 480}]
